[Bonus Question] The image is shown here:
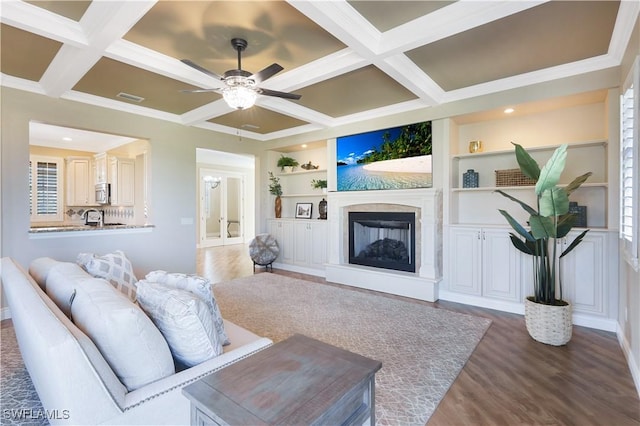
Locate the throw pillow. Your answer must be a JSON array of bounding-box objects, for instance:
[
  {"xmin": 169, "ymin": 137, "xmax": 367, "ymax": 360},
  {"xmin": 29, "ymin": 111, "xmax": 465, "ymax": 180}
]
[
  {"xmin": 144, "ymin": 270, "xmax": 229, "ymax": 345},
  {"xmin": 77, "ymin": 250, "xmax": 137, "ymax": 301},
  {"xmin": 135, "ymin": 280, "xmax": 223, "ymax": 368},
  {"xmin": 70, "ymin": 279, "xmax": 175, "ymax": 391}
]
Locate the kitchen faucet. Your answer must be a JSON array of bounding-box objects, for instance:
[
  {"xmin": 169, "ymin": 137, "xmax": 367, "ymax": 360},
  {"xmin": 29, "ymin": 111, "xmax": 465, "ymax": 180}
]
[{"xmin": 83, "ymin": 209, "xmax": 103, "ymax": 227}]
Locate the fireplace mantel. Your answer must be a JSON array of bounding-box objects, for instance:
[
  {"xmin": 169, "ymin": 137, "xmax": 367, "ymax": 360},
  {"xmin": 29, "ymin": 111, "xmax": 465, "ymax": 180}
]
[{"xmin": 326, "ymin": 188, "xmax": 442, "ymax": 302}]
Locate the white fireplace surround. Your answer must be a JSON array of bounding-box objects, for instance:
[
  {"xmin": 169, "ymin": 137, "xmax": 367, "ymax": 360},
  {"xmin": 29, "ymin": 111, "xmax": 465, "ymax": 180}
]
[{"xmin": 326, "ymin": 188, "xmax": 443, "ymax": 302}]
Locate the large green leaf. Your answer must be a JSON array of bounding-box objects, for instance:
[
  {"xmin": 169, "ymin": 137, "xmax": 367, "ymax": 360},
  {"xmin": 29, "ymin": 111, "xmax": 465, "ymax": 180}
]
[
  {"xmin": 565, "ymin": 172, "xmax": 593, "ymax": 195},
  {"xmin": 498, "ymin": 210, "xmax": 536, "ymax": 241},
  {"xmin": 514, "ymin": 143, "xmax": 541, "ymax": 181},
  {"xmin": 494, "ymin": 190, "xmax": 538, "ymax": 216},
  {"xmin": 560, "ymin": 229, "xmax": 590, "ymax": 258},
  {"xmin": 530, "ymin": 215, "xmax": 555, "ymax": 239},
  {"xmin": 556, "ymin": 213, "xmax": 576, "ymax": 238},
  {"xmin": 509, "ymin": 233, "xmax": 534, "ymax": 255},
  {"xmin": 535, "ymin": 144, "xmax": 567, "ymax": 195},
  {"xmin": 539, "ymin": 187, "xmax": 569, "ymax": 217}
]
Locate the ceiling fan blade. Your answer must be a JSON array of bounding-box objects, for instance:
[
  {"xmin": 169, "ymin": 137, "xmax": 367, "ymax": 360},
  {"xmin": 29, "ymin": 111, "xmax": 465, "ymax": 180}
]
[
  {"xmin": 257, "ymin": 88, "xmax": 301, "ymax": 100},
  {"xmin": 181, "ymin": 59, "xmax": 223, "ymax": 80},
  {"xmin": 180, "ymin": 88, "xmax": 220, "ymax": 93},
  {"xmin": 250, "ymin": 63, "xmax": 283, "ymax": 83}
]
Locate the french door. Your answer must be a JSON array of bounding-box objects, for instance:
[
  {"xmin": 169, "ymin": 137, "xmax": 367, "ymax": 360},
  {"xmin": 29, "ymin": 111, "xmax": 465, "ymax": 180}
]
[{"xmin": 199, "ymin": 169, "xmax": 244, "ymax": 247}]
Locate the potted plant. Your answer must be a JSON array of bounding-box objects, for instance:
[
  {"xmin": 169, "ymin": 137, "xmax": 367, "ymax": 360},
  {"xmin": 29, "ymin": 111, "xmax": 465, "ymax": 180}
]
[
  {"xmin": 277, "ymin": 155, "xmax": 299, "ymax": 173},
  {"xmin": 496, "ymin": 143, "xmax": 591, "ymax": 346},
  {"xmin": 311, "ymin": 179, "xmax": 327, "ymax": 193},
  {"xmin": 268, "ymin": 172, "xmax": 283, "ymax": 218}
]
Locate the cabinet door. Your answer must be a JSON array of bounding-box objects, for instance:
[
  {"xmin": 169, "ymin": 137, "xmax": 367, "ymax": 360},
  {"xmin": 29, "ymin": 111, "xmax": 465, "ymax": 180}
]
[
  {"xmin": 482, "ymin": 229, "xmax": 521, "ymax": 302},
  {"xmin": 269, "ymin": 219, "xmax": 294, "ymax": 264},
  {"xmin": 448, "ymin": 227, "xmax": 482, "ymax": 295},
  {"xmin": 309, "ymin": 221, "xmax": 328, "ymax": 268},
  {"xmin": 94, "ymin": 153, "xmax": 107, "ymax": 184},
  {"xmin": 560, "ymin": 231, "xmax": 605, "ymax": 316},
  {"xmin": 66, "ymin": 158, "xmax": 91, "ymax": 206},
  {"xmin": 293, "ymin": 221, "xmax": 310, "ymax": 265},
  {"xmin": 118, "ymin": 159, "xmax": 135, "ymax": 206}
]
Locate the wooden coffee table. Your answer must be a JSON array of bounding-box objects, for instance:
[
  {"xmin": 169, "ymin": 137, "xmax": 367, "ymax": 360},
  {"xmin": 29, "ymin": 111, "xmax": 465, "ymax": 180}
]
[{"xmin": 182, "ymin": 334, "xmax": 382, "ymax": 425}]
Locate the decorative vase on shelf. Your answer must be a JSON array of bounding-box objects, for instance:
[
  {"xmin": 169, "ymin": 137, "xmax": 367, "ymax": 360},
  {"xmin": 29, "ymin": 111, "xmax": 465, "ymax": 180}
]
[
  {"xmin": 275, "ymin": 196, "xmax": 282, "ymax": 218},
  {"xmin": 468, "ymin": 140, "xmax": 483, "ymax": 153},
  {"xmin": 318, "ymin": 198, "xmax": 327, "ymax": 220}
]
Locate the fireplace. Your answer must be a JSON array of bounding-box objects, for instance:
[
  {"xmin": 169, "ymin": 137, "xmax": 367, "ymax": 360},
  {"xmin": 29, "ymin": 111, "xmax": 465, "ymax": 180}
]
[
  {"xmin": 349, "ymin": 212, "xmax": 415, "ymax": 272},
  {"xmin": 325, "ymin": 188, "xmax": 442, "ymax": 302}
]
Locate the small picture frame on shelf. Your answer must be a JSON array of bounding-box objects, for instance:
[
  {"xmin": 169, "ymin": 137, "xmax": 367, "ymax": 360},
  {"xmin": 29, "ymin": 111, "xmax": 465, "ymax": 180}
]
[{"xmin": 295, "ymin": 203, "xmax": 313, "ymax": 219}]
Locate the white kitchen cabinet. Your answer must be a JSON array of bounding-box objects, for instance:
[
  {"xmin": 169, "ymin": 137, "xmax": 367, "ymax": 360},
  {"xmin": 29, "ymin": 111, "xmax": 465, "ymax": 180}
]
[
  {"xmin": 109, "ymin": 157, "xmax": 135, "ymax": 206},
  {"xmin": 65, "ymin": 157, "xmax": 95, "ymax": 206},
  {"xmin": 94, "ymin": 153, "xmax": 107, "ymax": 184},
  {"xmin": 268, "ymin": 218, "xmax": 327, "ymax": 274},
  {"xmin": 448, "ymin": 226, "xmax": 521, "ymax": 302}
]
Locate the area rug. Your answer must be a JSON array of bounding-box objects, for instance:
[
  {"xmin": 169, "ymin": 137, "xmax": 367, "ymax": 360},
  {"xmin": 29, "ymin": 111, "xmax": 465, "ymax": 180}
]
[
  {"xmin": 214, "ymin": 274, "xmax": 492, "ymax": 425},
  {"xmin": 1, "ymin": 320, "xmax": 48, "ymax": 426}
]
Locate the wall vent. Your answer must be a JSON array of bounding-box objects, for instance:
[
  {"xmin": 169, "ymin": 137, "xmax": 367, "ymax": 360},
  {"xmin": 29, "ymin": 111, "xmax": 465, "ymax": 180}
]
[{"xmin": 117, "ymin": 92, "xmax": 145, "ymax": 103}]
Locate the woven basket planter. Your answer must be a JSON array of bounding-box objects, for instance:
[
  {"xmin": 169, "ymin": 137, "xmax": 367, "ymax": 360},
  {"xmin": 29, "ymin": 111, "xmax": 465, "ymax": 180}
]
[{"xmin": 524, "ymin": 298, "xmax": 572, "ymax": 346}]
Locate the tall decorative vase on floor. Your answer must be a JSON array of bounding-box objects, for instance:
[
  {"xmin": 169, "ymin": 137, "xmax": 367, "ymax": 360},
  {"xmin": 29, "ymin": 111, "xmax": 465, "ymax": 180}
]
[{"xmin": 275, "ymin": 196, "xmax": 282, "ymax": 218}]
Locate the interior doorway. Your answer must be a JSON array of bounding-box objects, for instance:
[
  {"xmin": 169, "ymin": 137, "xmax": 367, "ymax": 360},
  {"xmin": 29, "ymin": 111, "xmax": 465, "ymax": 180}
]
[{"xmin": 199, "ymin": 169, "xmax": 244, "ymax": 247}]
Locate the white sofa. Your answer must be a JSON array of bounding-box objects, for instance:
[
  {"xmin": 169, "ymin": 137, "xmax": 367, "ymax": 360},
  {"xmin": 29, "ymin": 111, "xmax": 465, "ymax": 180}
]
[{"xmin": 0, "ymin": 257, "xmax": 273, "ymax": 425}]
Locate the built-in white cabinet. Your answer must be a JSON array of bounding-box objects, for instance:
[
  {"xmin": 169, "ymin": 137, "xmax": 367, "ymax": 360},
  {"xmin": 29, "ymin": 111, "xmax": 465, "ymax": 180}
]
[
  {"xmin": 267, "ymin": 218, "xmax": 327, "ymax": 275},
  {"xmin": 66, "ymin": 157, "xmax": 95, "ymax": 206},
  {"xmin": 448, "ymin": 226, "xmax": 522, "ymax": 302},
  {"xmin": 109, "ymin": 157, "xmax": 135, "ymax": 206}
]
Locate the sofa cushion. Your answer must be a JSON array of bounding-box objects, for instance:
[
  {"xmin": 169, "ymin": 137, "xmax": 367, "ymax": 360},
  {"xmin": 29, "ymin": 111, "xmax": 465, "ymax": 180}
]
[
  {"xmin": 29, "ymin": 257, "xmax": 59, "ymax": 290},
  {"xmin": 77, "ymin": 250, "xmax": 137, "ymax": 301},
  {"xmin": 136, "ymin": 280, "xmax": 224, "ymax": 368},
  {"xmin": 45, "ymin": 262, "xmax": 98, "ymax": 318},
  {"xmin": 70, "ymin": 279, "xmax": 175, "ymax": 391},
  {"xmin": 144, "ymin": 271, "xmax": 229, "ymax": 345}
]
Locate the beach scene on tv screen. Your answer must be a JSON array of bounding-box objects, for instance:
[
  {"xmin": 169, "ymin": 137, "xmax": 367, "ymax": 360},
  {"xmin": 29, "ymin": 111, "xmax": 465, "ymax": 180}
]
[{"xmin": 336, "ymin": 121, "xmax": 433, "ymax": 191}]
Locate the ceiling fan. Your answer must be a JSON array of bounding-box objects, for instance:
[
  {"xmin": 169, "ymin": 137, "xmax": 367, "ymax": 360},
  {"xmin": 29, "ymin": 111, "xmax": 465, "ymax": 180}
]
[{"xmin": 181, "ymin": 38, "xmax": 301, "ymax": 110}]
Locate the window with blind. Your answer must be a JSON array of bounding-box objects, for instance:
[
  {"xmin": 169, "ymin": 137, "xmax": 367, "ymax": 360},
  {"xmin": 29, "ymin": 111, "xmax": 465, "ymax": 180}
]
[
  {"xmin": 29, "ymin": 155, "xmax": 63, "ymax": 222},
  {"xmin": 621, "ymin": 57, "xmax": 639, "ymax": 270}
]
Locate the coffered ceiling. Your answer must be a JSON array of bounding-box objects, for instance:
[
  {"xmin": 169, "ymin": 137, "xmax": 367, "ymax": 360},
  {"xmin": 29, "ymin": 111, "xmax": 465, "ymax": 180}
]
[{"xmin": 1, "ymin": 1, "xmax": 638, "ymax": 142}]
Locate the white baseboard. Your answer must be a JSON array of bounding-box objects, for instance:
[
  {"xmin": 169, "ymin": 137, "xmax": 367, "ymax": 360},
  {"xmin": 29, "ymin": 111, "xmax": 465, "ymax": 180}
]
[
  {"xmin": 1, "ymin": 307, "xmax": 11, "ymax": 321},
  {"xmin": 617, "ymin": 323, "xmax": 640, "ymax": 398},
  {"xmin": 271, "ymin": 262, "xmax": 326, "ymax": 278}
]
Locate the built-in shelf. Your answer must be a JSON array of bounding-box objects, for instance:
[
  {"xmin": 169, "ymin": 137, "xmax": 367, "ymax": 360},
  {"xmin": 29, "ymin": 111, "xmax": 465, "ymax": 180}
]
[
  {"xmin": 281, "ymin": 193, "xmax": 327, "ymax": 198},
  {"xmin": 452, "ymin": 182, "xmax": 608, "ymax": 192},
  {"xmin": 278, "ymin": 168, "xmax": 327, "ymax": 176},
  {"xmin": 451, "ymin": 139, "xmax": 607, "ymax": 160}
]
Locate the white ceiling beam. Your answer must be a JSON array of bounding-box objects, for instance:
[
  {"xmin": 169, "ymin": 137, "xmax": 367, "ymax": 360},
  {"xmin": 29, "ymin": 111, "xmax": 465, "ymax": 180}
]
[
  {"xmin": 39, "ymin": 1, "xmax": 156, "ymax": 98},
  {"xmin": 379, "ymin": 0, "xmax": 550, "ymax": 55},
  {"xmin": 180, "ymin": 100, "xmax": 234, "ymax": 126},
  {"xmin": 0, "ymin": 0, "xmax": 87, "ymax": 47},
  {"xmin": 376, "ymin": 54, "xmax": 444, "ymax": 105},
  {"xmin": 288, "ymin": 0, "xmax": 382, "ymax": 58},
  {"xmin": 607, "ymin": 0, "xmax": 640, "ymax": 63}
]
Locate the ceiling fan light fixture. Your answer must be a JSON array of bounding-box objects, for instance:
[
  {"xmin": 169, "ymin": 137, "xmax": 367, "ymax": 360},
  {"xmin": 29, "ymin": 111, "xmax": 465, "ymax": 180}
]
[{"xmin": 223, "ymin": 85, "xmax": 257, "ymax": 110}]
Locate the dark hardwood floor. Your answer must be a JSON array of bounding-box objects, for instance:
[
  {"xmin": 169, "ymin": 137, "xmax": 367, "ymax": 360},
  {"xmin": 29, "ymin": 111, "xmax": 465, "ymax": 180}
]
[{"xmin": 198, "ymin": 244, "xmax": 640, "ymax": 426}]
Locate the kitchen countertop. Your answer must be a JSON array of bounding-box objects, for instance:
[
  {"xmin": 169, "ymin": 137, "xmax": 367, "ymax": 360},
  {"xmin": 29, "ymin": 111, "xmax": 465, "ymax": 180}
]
[{"xmin": 29, "ymin": 223, "xmax": 154, "ymax": 236}]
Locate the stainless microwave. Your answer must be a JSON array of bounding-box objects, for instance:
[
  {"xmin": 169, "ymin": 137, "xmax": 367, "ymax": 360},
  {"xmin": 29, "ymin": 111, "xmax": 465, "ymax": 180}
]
[{"xmin": 95, "ymin": 183, "xmax": 111, "ymax": 205}]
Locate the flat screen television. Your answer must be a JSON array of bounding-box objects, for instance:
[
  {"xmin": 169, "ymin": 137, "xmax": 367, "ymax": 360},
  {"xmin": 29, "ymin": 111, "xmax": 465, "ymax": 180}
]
[{"xmin": 336, "ymin": 121, "xmax": 432, "ymax": 191}]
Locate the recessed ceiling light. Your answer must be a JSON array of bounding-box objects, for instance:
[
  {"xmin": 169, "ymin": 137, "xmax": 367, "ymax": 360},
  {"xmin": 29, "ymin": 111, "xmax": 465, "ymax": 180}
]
[
  {"xmin": 301, "ymin": 144, "xmax": 307, "ymax": 148},
  {"xmin": 62, "ymin": 137, "xmax": 73, "ymax": 141},
  {"xmin": 504, "ymin": 108, "xmax": 515, "ymax": 114}
]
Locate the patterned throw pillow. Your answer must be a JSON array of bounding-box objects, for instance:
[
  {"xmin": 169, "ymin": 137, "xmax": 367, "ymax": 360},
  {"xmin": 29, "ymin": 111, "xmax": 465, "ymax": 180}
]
[
  {"xmin": 136, "ymin": 280, "xmax": 223, "ymax": 368},
  {"xmin": 77, "ymin": 251, "xmax": 137, "ymax": 301},
  {"xmin": 145, "ymin": 270, "xmax": 229, "ymax": 345}
]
